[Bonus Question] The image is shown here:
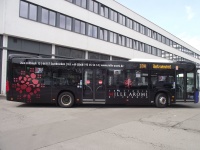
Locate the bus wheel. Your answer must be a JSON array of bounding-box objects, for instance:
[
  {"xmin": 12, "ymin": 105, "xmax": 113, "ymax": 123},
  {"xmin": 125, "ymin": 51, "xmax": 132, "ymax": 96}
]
[
  {"xmin": 155, "ymin": 93, "xmax": 167, "ymax": 108},
  {"xmin": 58, "ymin": 92, "xmax": 74, "ymax": 108}
]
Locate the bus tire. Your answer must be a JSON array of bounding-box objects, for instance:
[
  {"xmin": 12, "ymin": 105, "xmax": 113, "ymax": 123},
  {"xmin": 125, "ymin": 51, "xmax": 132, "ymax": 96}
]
[
  {"xmin": 155, "ymin": 93, "xmax": 167, "ymax": 108},
  {"xmin": 58, "ymin": 92, "xmax": 74, "ymax": 108}
]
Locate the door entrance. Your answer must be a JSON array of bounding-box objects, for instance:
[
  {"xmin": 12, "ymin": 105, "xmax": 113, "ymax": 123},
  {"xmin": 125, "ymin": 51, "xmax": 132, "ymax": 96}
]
[
  {"xmin": 83, "ymin": 69, "xmax": 106, "ymax": 102},
  {"xmin": 176, "ymin": 70, "xmax": 195, "ymax": 102}
]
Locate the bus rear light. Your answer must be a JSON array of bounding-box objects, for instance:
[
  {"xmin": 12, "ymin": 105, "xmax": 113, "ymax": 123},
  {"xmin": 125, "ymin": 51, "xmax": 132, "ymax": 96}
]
[{"xmin": 6, "ymin": 80, "xmax": 10, "ymax": 92}]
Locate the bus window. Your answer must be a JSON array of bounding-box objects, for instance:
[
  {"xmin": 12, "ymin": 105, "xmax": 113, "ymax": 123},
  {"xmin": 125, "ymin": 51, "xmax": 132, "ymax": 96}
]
[
  {"xmin": 124, "ymin": 70, "xmax": 148, "ymax": 88},
  {"xmin": 53, "ymin": 67, "xmax": 81, "ymax": 86},
  {"xmin": 107, "ymin": 69, "xmax": 124, "ymax": 88},
  {"xmin": 107, "ymin": 69, "xmax": 148, "ymax": 89},
  {"xmin": 187, "ymin": 72, "xmax": 194, "ymax": 99},
  {"xmin": 151, "ymin": 70, "xmax": 174, "ymax": 88}
]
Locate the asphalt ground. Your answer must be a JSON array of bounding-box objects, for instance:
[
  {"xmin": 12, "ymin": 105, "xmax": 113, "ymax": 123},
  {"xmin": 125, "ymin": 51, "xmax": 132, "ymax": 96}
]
[{"xmin": 0, "ymin": 95, "xmax": 200, "ymax": 150}]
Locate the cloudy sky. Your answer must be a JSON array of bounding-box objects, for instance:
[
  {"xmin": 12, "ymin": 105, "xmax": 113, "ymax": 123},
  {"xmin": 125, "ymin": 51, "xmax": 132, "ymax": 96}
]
[{"xmin": 116, "ymin": 0, "xmax": 200, "ymax": 51}]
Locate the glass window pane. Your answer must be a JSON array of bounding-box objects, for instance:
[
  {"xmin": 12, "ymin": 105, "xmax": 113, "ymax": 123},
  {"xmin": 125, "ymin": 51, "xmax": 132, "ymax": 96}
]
[
  {"xmin": 126, "ymin": 38, "xmax": 130, "ymax": 47},
  {"xmin": 49, "ymin": 11, "xmax": 56, "ymax": 26},
  {"xmin": 104, "ymin": 30, "xmax": 108, "ymax": 41},
  {"xmin": 119, "ymin": 14, "xmax": 122, "ymax": 24},
  {"xmin": 88, "ymin": 24, "xmax": 93, "ymax": 37},
  {"xmin": 110, "ymin": 10, "xmax": 114, "ymax": 21},
  {"xmin": 29, "ymin": 4, "xmax": 37, "ymax": 21},
  {"xmin": 81, "ymin": 0, "xmax": 87, "ymax": 8},
  {"xmin": 81, "ymin": 22, "xmax": 86, "ymax": 34},
  {"xmin": 110, "ymin": 32, "xmax": 113, "ymax": 43},
  {"xmin": 89, "ymin": 0, "xmax": 94, "ymax": 11},
  {"xmin": 94, "ymin": 1, "xmax": 98, "ymax": 14},
  {"xmin": 113, "ymin": 33, "xmax": 117, "ymax": 44},
  {"xmin": 118, "ymin": 35, "xmax": 122, "ymax": 45},
  {"xmin": 105, "ymin": 7, "xmax": 108, "ymax": 18},
  {"xmin": 100, "ymin": 5, "xmax": 104, "ymax": 16},
  {"xmin": 122, "ymin": 16, "xmax": 126, "ymax": 26},
  {"xmin": 41, "ymin": 8, "xmax": 48, "ymax": 24},
  {"xmin": 122, "ymin": 36, "xmax": 125, "ymax": 46},
  {"xmin": 93, "ymin": 26, "xmax": 97, "ymax": 38},
  {"xmin": 130, "ymin": 39, "xmax": 132, "ymax": 48},
  {"xmin": 59, "ymin": 14, "xmax": 66, "ymax": 29},
  {"xmin": 100, "ymin": 29, "xmax": 103, "ymax": 40},
  {"xmin": 66, "ymin": 17, "xmax": 72, "ymax": 30},
  {"xmin": 75, "ymin": 0, "xmax": 81, "ymax": 6},
  {"xmin": 20, "ymin": 1, "xmax": 28, "ymax": 18},
  {"xmin": 114, "ymin": 11, "xmax": 117, "ymax": 22},
  {"xmin": 75, "ymin": 20, "xmax": 80, "ymax": 33}
]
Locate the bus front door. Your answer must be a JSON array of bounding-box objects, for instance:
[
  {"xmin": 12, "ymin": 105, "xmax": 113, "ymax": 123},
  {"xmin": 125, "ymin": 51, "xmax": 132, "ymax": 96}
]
[
  {"xmin": 176, "ymin": 70, "xmax": 196, "ymax": 102},
  {"xmin": 83, "ymin": 69, "xmax": 106, "ymax": 102}
]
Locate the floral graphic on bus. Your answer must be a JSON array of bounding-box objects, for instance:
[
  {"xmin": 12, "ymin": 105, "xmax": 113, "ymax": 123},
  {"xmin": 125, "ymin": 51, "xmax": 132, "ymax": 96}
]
[
  {"xmin": 124, "ymin": 78, "xmax": 132, "ymax": 88},
  {"xmin": 12, "ymin": 68, "xmax": 45, "ymax": 102}
]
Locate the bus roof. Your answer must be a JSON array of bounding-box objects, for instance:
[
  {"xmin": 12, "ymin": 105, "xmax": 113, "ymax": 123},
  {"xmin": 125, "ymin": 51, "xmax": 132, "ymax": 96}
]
[{"xmin": 129, "ymin": 58, "xmax": 174, "ymax": 63}]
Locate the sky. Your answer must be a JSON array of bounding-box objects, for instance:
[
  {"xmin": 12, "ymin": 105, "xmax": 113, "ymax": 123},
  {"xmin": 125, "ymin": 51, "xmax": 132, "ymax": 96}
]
[{"xmin": 115, "ymin": 0, "xmax": 200, "ymax": 51}]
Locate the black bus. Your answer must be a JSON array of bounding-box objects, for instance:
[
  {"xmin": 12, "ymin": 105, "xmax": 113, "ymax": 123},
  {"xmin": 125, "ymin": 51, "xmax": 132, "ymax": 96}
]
[{"xmin": 6, "ymin": 54, "xmax": 199, "ymax": 108}]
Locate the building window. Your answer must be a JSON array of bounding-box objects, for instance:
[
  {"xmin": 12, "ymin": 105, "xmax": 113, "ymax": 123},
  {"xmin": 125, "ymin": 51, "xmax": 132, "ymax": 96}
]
[
  {"xmin": 88, "ymin": 24, "xmax": 97, "ymax": 38},
  {"xmin": 122, "ymin": 36, "xmax": 125, "ymax": 46},
  {"xmin": 59, "ymin": 14, "xmax": 66, "ymax": 29},
  {"xmin": 66, "ymin": 16, "xmax": 72, "ymax": 30},
  {"xmin": 166, "ymin": 38, "xmax": 169, "ymax": 46},
  {"xmin": 157, "ymin": 49, "xmax": 162, "ymax": 57},
  {"xmin": 75, "ymin": 19, "xmax": 80, "ymax": 33},
  {"xmin": 75, "ymin": 0, "xmax": 81, "ymax": 6},
  {"xmin": 49, "ymin": 11, "xmax": 56, "ymax": 26},
  {"xmin": 126, "ymin": 38, "xmax": 132, "ymax": 48},
  {"xmin": 127, "ymin": 18, "xmax": 133, "ymax": 29},
  {"xmin": 20, "ymin": 1, "xmax": 28, "ymax": 18},
  {"xmin": 89, "ymin": 0, "xmax": 94, "ymax": 12},
  {"xmin": 88, "ymin": 52, "xmax": 99, "ymax": 59},
  {"xmin": 93, "ymin": 26, "xmax": 98, "ymax": 38},
  {"xmin": 152, "ymin": 31, "xmax": 157, "ymax": 40},
  {"xmin": 100, "ymin": 5, "xmax": 109, "ymax": 18},
  {"xmin": 133, "ymin": 40, "xmax": 138, "ymax": 50},
  {"xmin": 93, "ymin": 1, "xmax": 99, "ymax": 14},
  {"xmin": 140, "ymin": 25, "xmax": 145, "ymax": 34},
  {"xmin": 133, "ymin": 21, "xmax": 139, "ymax": 32},
  {"xmin": 104, "ymin": 30, "xmax": 108, "ymax": 41},
  {"xmin": 169, "ymin": 40, "xmax": 173, "ymax": 47},
  {"xmin": 88, "ymin": 24, "xmax": 93, "ymax": 37},
  {"xmin": 145, "ymin": 45, "xmax": 152, "ymax": 54},
  {"xmin": 41, "ymin": 8, "xmax": 49, "ymax": 24},
  {"xmin": 81, "ymin": 0, "xmax": 87, "ymax": 8},
  {"xmin": 139, "ymin": 42, "xmax": 145, "ymax": 52},
  {"xmin": 29, "ymin": 4, "xmax": 37, "ymax": 21},
  {"xmin": 162, "ymin": 36, "xmax": 166, "ymax": 44},
  {"xmin": 152, "ymin": 47, "xmax": 157, "ymax": 55},
  {"xmin": 157, "ymin": 33, "xmax": 161, "ymax": 42},
  {"xmin": 147, "ymin": 28, "xmax": 152, "ymax": 37},
  {"xmin": 80, "ymin": 22, "xmax": 86, "ymax": 34},
  {"xmin": 109, "ymin": 32, "xmax": 114, "ymax": 43},
  {"xmin": 113, "ymin": 33, "xmax": 117, "ymax": 44},
  {"xmin": 110, "ymin": 9, "xmax": 117, "ymax": 22}
]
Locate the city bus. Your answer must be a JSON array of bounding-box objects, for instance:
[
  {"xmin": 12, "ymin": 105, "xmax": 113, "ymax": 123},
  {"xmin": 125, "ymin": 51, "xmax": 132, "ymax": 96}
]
[{"xmin": 6, "ymin": 54, "xmax": 199, "ymax": 108}]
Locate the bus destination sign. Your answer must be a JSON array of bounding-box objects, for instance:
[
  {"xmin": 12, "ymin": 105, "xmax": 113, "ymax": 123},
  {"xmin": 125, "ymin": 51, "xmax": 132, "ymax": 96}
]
[{"xmin": 152, "ymin": 64, "xmax": 172, "ymax": 69}]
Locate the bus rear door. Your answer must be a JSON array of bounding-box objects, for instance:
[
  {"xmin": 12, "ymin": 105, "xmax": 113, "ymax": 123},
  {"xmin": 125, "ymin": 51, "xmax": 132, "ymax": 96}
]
[{"xmin": 82, "ymin": 69, "xmax": 106, "ymax": 102}]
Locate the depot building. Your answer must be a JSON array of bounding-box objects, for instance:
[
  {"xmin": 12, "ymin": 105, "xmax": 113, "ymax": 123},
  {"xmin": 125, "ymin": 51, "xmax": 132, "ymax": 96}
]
[{"xmin": 1, "ymin": 0, "xmax": 200, "ymax": 94}]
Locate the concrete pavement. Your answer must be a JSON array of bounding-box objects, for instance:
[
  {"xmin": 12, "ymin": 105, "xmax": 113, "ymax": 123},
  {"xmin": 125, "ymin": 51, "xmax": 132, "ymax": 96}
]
[{"xmin": 0, "ymin": 96, "xmax": 200, "ymax": 150}]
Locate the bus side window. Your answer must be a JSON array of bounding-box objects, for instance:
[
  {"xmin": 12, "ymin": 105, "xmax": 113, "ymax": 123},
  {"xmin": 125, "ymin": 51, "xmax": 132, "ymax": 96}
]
[{"xmin": 107, "ymin": 69, "xmax": 123, "ymax": 88}]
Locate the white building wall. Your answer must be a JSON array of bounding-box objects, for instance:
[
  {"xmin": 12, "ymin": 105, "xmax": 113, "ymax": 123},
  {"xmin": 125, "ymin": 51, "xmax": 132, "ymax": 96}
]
[
  {"xmin": 1, "ymin": 0, "xmax": 199, "ymax": 62},
  {"xmin": 1, "ymin": 0, "xmax": 200, "ymax": 94}
]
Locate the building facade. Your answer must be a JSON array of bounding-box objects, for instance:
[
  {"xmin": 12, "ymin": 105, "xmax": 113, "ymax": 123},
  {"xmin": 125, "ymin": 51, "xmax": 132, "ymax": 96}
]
[{"xmin": 1, "ymin": 0, "xmax": 200, "ymax": 95}]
